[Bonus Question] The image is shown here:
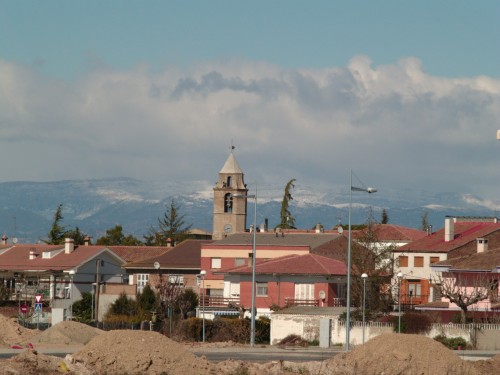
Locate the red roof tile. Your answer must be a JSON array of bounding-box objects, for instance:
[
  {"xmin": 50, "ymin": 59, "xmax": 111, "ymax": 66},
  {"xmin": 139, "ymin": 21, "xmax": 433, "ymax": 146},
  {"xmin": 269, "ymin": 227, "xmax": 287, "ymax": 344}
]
[
  {"xmin": 397, "ymin": 222, "xmax": 500, "ymax": 253},
  {"xmin": 222, "ymin": 253, "xmax": 347, "ymax": 276}
]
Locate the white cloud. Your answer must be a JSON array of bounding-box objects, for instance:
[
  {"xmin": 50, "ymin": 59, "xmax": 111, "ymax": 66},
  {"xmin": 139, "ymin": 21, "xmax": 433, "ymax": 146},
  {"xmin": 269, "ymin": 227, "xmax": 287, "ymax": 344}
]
[{"xmin": 1, "ymin": 57, "xmax": 499, "ymax": 202}]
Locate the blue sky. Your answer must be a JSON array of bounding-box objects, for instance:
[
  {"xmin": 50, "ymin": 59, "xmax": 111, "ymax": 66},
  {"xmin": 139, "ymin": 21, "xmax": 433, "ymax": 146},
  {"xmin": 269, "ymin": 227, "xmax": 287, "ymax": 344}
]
[
  {"xmin": 1, "ymin": 1, "xmax": 500, "ymax": 208},
  {"xmin": 2, "ymin": 1, "xmax": 498, "ymax": 79}
]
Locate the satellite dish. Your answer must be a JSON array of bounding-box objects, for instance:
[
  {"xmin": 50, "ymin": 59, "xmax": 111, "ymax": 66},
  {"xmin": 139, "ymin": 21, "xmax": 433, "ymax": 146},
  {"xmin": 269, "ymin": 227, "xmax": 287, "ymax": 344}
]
[
  {"xmin": 337, "ymin": 227, "xmax": 344, "ymax": 234},
  {"xmin": 12, "ymin": 238, "xmax": 18, "ymax": 244},
  {"xmin": 154, "ymin": 261, "xmax": 161, "ymax": 270}
]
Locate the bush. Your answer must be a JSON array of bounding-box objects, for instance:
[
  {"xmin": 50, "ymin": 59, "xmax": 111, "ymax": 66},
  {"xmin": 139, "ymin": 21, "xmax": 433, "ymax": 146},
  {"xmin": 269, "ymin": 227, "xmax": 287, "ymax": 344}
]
[
  {"xmin": 434, "ymin": 335, "xmax": 468, "ymax": 350},
  {"xmin": 401, "ymin": 311, "xmax": 433, "ymax": 334}
]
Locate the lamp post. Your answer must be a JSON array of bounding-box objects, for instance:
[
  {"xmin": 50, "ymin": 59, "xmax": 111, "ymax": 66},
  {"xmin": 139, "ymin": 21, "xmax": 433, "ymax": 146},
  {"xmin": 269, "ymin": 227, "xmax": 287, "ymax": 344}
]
[
  {"xmin": 199, "ymin": 270, "xmax": 206, "ymax": 342},
  {"xmin": 397, "ymin": 272, "xmax": 403, "ymax": 333},
  {"xmin": 68, "ymin": 270, "xmax": 75, "ymax": 320},
  {"xmin": 234, "ymin": 188, "xmax": 257, "ymax": 347},
  {"xmin": 361, "ymin": 273, "xmax": 368, "ymax": 344},
  {"xmin": 346, "ymin": 169, "xmax": 377, "ymax": 351}
]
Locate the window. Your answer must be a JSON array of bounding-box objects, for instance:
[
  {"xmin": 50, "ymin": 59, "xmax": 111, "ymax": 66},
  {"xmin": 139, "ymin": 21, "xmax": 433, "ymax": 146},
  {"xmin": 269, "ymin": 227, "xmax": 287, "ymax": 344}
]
[
  {"xmin": 430, "ymin": 256, "xmax": 440, "ymax": 264},
  {"xmin": 224, "ymin": 193, "xmax": 233, "ymax": 213},
  {"xmin": 414, "ymin": 256, "xmax": 424, "ymax": 267},
  {"xmin": 399, "ymin": 256, "xmax": 408, "ymax": 267},
  {"xmin": 226, "ymin": 176, "xmax": 232, "ymax": 187},
  {"xmin": 408, "ymin": 281, "xmax": 422, "ymax": 297},
  {"xmin": 211, "ymin": 257, "xmax": 222, "ymax": 269},
  {"xmin": 256, "ymin": 282, "xmax": 268, "ymax": 297},
  {"xmin": 168, "ymin": 274, "xmax": 184, "ymax": 285},
  {"xmin": 137, "ymin": 274, "xmax": 149, "ymax": 293},
  {"xmin": 234, "ymin": 258, "xmax": 246, "ymax": 267}
]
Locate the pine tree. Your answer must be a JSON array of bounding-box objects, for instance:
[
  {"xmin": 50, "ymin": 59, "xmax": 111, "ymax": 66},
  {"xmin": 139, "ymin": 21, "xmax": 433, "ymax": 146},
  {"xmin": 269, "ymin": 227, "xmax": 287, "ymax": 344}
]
[
  {"xmin": 145, "ymin": 199, "xmax": 191, "ymax": 246},
  {"xmin": 46, "ymin": 204, "xmax": 67, "ymax": 244},
  {"xmin": 381, "ymin": 209, "xmax": 389, "ymax": 224}
]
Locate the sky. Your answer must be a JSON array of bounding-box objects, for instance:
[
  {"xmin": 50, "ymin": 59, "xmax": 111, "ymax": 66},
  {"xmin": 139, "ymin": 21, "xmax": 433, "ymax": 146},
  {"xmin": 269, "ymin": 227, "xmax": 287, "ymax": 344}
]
[{"xmin": 1, "ymin": 1, "xmax": 500, "ymax": 203}]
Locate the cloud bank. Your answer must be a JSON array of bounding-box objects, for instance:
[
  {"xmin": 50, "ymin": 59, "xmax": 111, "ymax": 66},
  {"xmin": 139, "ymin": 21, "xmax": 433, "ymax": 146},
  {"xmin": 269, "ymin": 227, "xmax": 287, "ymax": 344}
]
[{"xmin": 1, "ymin": 56, "xmax": 499, "ymax": 201}]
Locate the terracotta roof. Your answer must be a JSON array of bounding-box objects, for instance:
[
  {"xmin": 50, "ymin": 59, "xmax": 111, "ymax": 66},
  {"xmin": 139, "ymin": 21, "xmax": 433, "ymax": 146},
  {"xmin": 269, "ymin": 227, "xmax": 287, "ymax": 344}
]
[
  {"xmin": 396, "ymin": 222, "xmax": 500, "ymax": 253},
  {"xmin": 123, "ymin": 239, "xmax": 214, "ymax": 270},
  {"xmin": 0, "ymin": 244, "xmax": 123, "ymax": 272},
  {"xmin": 415, "ymin": 301, "xmax": 450, "ymax": 309},
  {"xmin": 222, "ymin": 253, "xmax": 347, "ymax": 276},
  {"xmin": 352, "ymin": 224, "xmax": 426, "ymax": 242},
  {"xmin": 213, "ymin": 233, "xmax": 342, "ymax": 249},
  {"xmin": 106, "ymin": 246, "xmax": 169, "ymax": 262},
  {"xmin": 432, "ymin": 247, "xmax": 500, "ymax": 271}
]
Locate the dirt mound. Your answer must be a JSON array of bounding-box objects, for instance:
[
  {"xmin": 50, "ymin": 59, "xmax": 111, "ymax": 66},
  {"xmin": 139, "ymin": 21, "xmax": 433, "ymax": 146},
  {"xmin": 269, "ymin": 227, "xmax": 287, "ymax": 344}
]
[
  {"xmin": 0, "ymin": 349, "xmax": 64, "ymax": 375},
  {"xmin": 72, "ymin": 330, "xmax": 216, "ymax": 375},
  {"xmin": 320, "ymin": 333, "xmax": 481, "ymax": 375},
  {"xmin": 34, "ymin": 320, "xmax": 102, "ymax": 345},
  {"xmin": 0, "ymin": 314, "xmax": 37, "ymax": 347}
]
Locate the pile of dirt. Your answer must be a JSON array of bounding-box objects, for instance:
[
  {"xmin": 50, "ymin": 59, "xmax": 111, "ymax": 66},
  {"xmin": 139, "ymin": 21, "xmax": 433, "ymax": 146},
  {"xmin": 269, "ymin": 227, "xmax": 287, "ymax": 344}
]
[
  {"xmin": 316, "ymin": 333, "xmax": 482, "ymax": 375},
  {"xmin": 71, "ymin": 330, "xmax": 216, "ymax": 375},
  {"xmin": 0, "ymin": 314, "xmax": 37, "ymax": 347},
  {"xmin": 0, "ymin": 349, "xmax": 65, "ymax": 375},
  {"xmin": 472, "ymin": 352, "xmax": 500, "ymax": 374},
  {"xmin": 34, "ymin": 321, "xmax": 102, "ymax": 345}
]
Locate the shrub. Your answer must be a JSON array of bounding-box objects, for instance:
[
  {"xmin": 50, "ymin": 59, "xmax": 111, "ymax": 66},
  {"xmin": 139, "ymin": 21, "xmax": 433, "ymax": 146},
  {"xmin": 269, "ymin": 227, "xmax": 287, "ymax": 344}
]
[
  {"xmin": 434, "ymin": 335, "xmax": 468, "ymax": 350},
  {"xmin": 401, "ymin": 311, "xmax": 433, "ymax": 334}
]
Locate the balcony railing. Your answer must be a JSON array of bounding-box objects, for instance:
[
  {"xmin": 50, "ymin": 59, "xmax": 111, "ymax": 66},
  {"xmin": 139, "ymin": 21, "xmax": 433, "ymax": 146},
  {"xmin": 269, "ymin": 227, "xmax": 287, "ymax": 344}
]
[
  {"xmin": 201, "ymin": 296, "xmax": 240, "ymax": 307},
  {"xmin": 285, "ymin": 297, "xmax": 346, "ymax": 308}
]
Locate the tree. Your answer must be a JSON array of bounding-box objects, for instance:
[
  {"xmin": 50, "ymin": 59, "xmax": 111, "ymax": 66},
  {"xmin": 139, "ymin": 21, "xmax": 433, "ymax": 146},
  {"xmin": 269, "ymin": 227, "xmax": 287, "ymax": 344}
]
[
  {"xmin": 276, "ymin": 178, "xmax": 296, "ymax": 229},
  {"xmin": 63, "ymin": 226, "xmax": 86, "ymax": 245},
  {"xmin": 46, "ymin": 204, "xmax": 67, "ymax": 245},
  {"xmin": 96, "ymin": 225, "xmax": 142, "ymax": 246},
  {"xmin": 433, "ymin": 272, "xmax": 498, "ymax": 324},
  {"xmin": 144, "ymin": 200, "xmax": 192, "ymax": 246},
  {"xmin": 72, "ymin": 292, "xmax": 93, "ymax": 322},
  {"xmin": 136, "ymin": 284, "xmax": 158, "ymax": 314},
  {"xmin": 421, "ymin": 210, "xmax": 430, "ymax": 231},
  {"xmin": 381, "ymin": 209, "xmax": 389, "ymax": 224}
]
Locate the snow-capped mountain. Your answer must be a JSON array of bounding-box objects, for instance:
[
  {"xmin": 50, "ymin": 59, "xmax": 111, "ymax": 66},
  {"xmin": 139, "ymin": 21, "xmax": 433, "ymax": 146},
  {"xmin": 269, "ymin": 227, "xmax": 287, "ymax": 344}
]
[{"xmin": 0, "ymin": 177, "xmax": 498, "ymax": 243}]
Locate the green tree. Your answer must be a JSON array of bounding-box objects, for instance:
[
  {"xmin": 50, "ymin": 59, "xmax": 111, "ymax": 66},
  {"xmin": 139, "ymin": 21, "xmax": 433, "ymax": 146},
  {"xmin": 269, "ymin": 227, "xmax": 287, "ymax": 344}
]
[
  {"xmin": 46, "ymin": 204, "xmax": 67, "ymax": 245},
  {"xmin": 276, "ymin": 179, "xmax": 296, "ymax": 229},
  {"xmin": 137, "ymin": 284, "xmax": 158, "ymax": 313},
  {"xmin": 381, "ymin": 209, "xmax": 389, "ymax": 224},
  {"xmin": 421, "ymin": 210, "xmax": 430, "ymax": 231},
  {"xmin": 96, "ymin": 225, "xmax": 142, "ymax": 246},
  {"xmin": 72, "ymin": 292, "xmax": 93, "ymax": 322},
  {"xmin": 63, "ymin": 226, "xmax": 86, "ymax": 245},
  {"xmin": 144, "ymin": 200, "xmax": 192, "ymax": 246},
  {"xmin": 109, "ymin": 292, "xmax": 137, "ymax": 316}
]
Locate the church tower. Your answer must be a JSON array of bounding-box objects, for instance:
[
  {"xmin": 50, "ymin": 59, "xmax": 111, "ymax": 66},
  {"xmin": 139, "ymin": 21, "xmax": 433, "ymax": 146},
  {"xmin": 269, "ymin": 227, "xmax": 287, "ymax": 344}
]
[{"xmin": 213, "ymin": 151, "xmax": 248, "ymax": 240}]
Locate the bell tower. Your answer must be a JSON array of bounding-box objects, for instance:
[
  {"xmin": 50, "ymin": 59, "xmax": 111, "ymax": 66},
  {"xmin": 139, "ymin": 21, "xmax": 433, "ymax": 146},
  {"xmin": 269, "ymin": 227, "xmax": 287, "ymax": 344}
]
[{"xmin": 213, "ymin": 150, "xmax": 248, "ymax": 240}]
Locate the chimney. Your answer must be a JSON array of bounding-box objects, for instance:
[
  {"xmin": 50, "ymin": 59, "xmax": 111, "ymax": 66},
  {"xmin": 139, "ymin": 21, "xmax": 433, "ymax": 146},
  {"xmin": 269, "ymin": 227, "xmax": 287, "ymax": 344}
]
[
  {"xmin": 477, "ymin": 238, "xmax": 488, "ymax": 253},
  {"xmin": 29, "ymin": 249, "xmax": 37, "ymax": 260},
  {"xmin": 444, "ymin": 217, "xmax": 454, "ymax": 242},
  {"xmin": 167, "ymin": 238, "xmax": 172, "ymax": 248},
  {"xmin": 65, "ymin": 238, "xmax": 75, "ymax": 254},
  {"xmin": 84, "ymin": 236, "xmax": 91, "ymax": 246},
  {"xmin": 1, "ymin": 234, "xmax": 7, "ymax": 245}
]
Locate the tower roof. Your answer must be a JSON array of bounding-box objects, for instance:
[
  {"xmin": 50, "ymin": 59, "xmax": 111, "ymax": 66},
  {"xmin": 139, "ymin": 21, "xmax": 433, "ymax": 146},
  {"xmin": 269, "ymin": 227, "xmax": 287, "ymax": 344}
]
[{"xmin": 219, "ymin": 152, "xmax": 243, "ymax": 174}]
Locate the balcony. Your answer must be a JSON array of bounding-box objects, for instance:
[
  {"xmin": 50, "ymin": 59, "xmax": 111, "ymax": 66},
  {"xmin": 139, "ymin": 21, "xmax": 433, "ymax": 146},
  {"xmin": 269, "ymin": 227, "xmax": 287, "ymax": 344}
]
[
  {"xmin": 202, "ymin": 296, "xmax": 240, "ymax": 308},
  {"xmin": 284, "ymin": 297, "xmax": 346, "ymax": 308}
]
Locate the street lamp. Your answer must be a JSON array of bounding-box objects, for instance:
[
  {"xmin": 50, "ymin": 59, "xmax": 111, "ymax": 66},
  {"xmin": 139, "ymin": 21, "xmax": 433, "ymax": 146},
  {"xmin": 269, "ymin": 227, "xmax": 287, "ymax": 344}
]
[
  {"xmin": 233, "ymin": 188, "xmax": 257, "ymax": 347},
  {"xmin": 199, "ymin": 270, "xmax": 206, "ymax": 342},
  {"xmin": 397, "ymin": 272, "xmax": 403, "ymax": 333},
  {"xmin": 361, "ymin": 273, "xmax": 368, "ymax": 344},
  {"xmin": 68, "ymin": 270, "xmax": 75, "ymax": 320},
  {"xmin": 346, "ymin": 169, "xmax": 377, "ymax": 351}
]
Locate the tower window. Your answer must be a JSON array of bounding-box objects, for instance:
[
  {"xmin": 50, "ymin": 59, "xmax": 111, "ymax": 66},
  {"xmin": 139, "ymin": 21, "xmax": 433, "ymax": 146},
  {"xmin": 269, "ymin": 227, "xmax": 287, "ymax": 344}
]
[
  {"xmin": 224, "ymin": 193, "xmax": 233, "ymax": 213},
  {"xmin": 226, "ymin": 176, "xmax": 232, "ymax": 187}
]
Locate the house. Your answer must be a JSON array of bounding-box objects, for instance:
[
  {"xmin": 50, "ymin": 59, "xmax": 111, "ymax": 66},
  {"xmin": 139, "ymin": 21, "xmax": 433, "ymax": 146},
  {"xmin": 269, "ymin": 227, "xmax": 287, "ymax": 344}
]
[
  {"xmin": 0, "ymin": 237, "xmax": 171, "ymax": 323},
  {"xmin": 423, "ymin": 239, "xmax": 500, "ymax": 322},
  {"xmin": 393, "ymin": 216, "xmax": 500, "ymax": 309},
  {"xmin": 123, "ymin": 239, "xmax": 214, "ymax": 293},
  {"xmin": 218, "ymin": 253, "xmax": 348, "ymax": 317},
  {"xmin": 200, "ymin": 232, "xmax": 351, "ymax": 302}
]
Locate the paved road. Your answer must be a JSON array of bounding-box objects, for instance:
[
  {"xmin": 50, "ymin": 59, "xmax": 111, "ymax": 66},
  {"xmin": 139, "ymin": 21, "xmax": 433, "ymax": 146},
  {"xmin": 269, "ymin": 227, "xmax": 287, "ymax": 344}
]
[{"xmin": 193, "ymin": 346, "xmax": 342, "ymax": 363}]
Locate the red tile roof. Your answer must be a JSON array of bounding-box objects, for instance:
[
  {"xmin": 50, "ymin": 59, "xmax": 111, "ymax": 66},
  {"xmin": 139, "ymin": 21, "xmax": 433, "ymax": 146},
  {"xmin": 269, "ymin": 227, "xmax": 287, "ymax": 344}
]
[
  {"xmin": 222, "ymin": 253, "xmax": 347, "ymax": 276},
  {"xmin": 432, "ymin": 247, "xmax": 500, "ymax": 271},
  {"xmin": 397, "ymin": 222, "xmax": 500, "ymax": 253},
  {"xmin": 0, "ymin": 244, "xmax": 120, "ymax": 271},
  {"xmin": 353, "ymin": 224, "xmax": 426, "ymax": 242},
  {"xmin": 123, "ymin": 239, "xmax": 214, "ymax": 270}
]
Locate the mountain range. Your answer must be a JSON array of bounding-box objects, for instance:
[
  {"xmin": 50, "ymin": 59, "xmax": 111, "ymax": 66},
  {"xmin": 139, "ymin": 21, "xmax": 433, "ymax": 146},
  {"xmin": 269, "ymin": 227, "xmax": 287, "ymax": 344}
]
[{"xmin": 0, "ymin": 177, "xmax": 498, "ymax": 244}]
